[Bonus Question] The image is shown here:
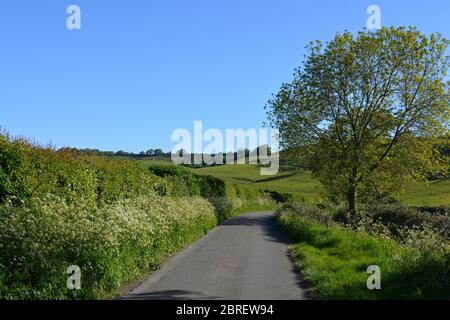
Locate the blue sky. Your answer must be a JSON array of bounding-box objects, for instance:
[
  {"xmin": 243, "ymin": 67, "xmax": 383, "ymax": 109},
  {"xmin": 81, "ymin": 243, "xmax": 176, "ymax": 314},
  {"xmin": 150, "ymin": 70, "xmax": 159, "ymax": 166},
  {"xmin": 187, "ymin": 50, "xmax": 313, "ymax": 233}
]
[{"xmin": 1, "ymin": 0, "xmax": 449, "ymax": 152}]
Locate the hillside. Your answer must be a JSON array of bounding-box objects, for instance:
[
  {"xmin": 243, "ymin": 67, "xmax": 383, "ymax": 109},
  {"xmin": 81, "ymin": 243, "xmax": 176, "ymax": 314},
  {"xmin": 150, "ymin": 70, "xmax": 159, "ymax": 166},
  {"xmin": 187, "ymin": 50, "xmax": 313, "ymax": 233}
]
[{"xmin": 186, "ymin": 163, "xmax": 450, "ymax": 207}]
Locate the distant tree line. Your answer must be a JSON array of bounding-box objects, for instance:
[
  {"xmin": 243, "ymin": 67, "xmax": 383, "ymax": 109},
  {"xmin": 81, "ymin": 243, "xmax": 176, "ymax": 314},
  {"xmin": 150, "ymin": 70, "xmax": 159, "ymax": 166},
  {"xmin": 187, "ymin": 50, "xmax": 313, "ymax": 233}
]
[
  {"xmin": 175, "ymin": 145, "xmax": 273, "ymax": 168},
  {"xmin": 58, "ymin": 145, "xmax": 275, "ymax": 168},
  {"xmin": 58, "ymin": 147, "xmax": 171, "ymax": 159}
]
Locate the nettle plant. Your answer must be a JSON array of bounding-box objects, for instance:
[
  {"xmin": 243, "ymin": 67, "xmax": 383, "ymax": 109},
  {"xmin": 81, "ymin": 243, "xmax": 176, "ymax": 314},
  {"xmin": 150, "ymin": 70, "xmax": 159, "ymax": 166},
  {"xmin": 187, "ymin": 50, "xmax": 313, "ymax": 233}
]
[{"xmin": 266, "ymin": 27, "xmax": 450, "ymax": 217}]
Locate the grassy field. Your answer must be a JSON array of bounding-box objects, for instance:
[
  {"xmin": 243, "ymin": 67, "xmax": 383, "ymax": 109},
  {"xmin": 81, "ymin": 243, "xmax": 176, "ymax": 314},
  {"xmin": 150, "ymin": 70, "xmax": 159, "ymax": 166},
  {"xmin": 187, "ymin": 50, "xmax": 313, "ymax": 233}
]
[
  {"xmin": 400, "ymin": 179, "xmax": 450, "ymax": 207},
  {"xmin": 138, "ymin": 157, "xmax": 174, "ymax": 168},
  {"xmin": 185, "ymin": 164, "xmax": 450, "ymax": 207},
  {"xmin": 190, "ymin": 164, "xmax": 323, "ymax": 203}
]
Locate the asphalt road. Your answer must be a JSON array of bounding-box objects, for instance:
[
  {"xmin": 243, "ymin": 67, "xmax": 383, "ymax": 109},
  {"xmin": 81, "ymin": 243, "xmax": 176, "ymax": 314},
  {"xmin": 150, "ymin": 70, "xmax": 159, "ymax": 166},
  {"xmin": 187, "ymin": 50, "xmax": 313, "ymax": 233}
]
[{"xmin": 121, "ymin": 211, "xmax": 306, "ymax": 300}]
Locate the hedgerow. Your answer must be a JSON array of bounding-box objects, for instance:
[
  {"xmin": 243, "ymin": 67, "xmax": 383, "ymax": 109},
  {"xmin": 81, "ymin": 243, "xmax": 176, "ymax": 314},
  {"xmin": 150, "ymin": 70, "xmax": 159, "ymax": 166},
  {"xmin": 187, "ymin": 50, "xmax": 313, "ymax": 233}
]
[
  {"xmin": 275, "ymin": 203, "xmax": 450, "ymax": 299},
  {"xmin": 148, "ymin": 164, "xmax": 277, "ymax": 221},
  {"xmin": 0, "ymin": 133, "xmax": 169, "ymax": 208},
  {"xmin": 0, "ymin": 194, "xmax": 216, "ymax": 299},
  {"xmin": 0, "ymin": 133, "xmax": 218, "ymax": 299}
]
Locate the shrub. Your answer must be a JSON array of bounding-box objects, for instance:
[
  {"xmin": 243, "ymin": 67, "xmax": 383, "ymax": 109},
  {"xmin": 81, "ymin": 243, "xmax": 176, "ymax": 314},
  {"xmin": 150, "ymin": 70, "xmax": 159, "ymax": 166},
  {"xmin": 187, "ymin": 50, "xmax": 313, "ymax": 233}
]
[
  {"xmin": 195, "ymin": 175, "xmax": 227, "ymax": 198},
  {"xmin": 278, "ymin": 203, "xmax": 334, "ymax": 227},
  {"xmin": 148, "ymin": 164, "xmax": 200, "ymax": 196},
  {"xmin": 148, "ymin": 163, "xmax": 278, "ymax": 219},
  {"xmin": 0, "ymin": 194, "xmax": 216, "ymax": 299},
  {"xmin": 359, "ymin": 203, "xmax": 450, "ymax": 241},
  {"xmin": 279, "ymin": 202, "xmax": 450, "ymax": 250},
  {"xmin": 208, "ymin": 197, "xmax": 234, "ymax": 222},
  {"xmin": 416, "ymin": 206, "xmax": 450, "ymax": 216},
  {"xmin": 0, "ymin": 132, "xmax": 276, "ymax": 300},
  {"xmin": 0, "ymin": 133, "xmax": 167, "ymax": 208},
  {"xmin": 264, "ymin": 190, "xmax": 294, "ymax": 203}
]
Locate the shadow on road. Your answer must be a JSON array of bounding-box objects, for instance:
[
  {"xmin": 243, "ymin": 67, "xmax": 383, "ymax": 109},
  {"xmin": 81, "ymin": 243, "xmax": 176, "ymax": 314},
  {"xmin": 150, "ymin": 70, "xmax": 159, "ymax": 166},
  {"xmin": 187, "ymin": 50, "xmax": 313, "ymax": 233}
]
[{"xmin": 120, "ymin": 289, "xmax": 218, "ymax": 300}]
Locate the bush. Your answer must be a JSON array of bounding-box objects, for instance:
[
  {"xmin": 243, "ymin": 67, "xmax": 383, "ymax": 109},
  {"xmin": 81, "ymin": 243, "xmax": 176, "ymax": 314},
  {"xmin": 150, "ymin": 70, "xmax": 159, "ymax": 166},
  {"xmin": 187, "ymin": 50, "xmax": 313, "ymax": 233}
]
[
  {"xmin": 196, "ymin": 175, "xmax": 227, "ymax": 199},
  {"xmin": 208, "ymin": 197, "xmax": 234, "ymax": 222},
  {"xmin": 0, "ymin": 134, "xmax": 167, "ymax": 208},
  {"xmin": 0, "ymin": 134, "xmax": 216, "ymax": 299},
  {"xmin": 148, "ymin": 164, "xmax": 200, "ymax": 196},
  {"xmin": 264, "ymin": 190, "xmax": 294, "ymax": 203},
  {"xmin": 278, "ymin": 203, "xmax": 334, "ymax": 227},
  {"xmin": 148, "ymin": 163, "xmax": 278, "ymax": 219},
  {"xmin": 0, "ymin": 194, "xmax": 216, "ymax": 299},
  {"xmin": 416, "ymin": 206, "xmax": 450, "ymax": 216},
  {"xmin": 283, "ymin": 202, "xmax": 450, "ymax": 249},
  {"xmin": 0, "ymin": 133, "xmax": 276, "ymax": 299},
  {"xmin": 359, "ymin": 203, "xmax": 450, "ymax": 241}
]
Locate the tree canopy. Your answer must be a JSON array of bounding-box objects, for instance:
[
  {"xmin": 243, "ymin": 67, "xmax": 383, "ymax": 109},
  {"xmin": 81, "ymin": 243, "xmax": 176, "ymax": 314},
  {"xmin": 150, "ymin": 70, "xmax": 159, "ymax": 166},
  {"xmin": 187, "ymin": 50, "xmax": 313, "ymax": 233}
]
[{"xmin": 266, "ymin": 27, "xmax": 450, "ymax": 215}]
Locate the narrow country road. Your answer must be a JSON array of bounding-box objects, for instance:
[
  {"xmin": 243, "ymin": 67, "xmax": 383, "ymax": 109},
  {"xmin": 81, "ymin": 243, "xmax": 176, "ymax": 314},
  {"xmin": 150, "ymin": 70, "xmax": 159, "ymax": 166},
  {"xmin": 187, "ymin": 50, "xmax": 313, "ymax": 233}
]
[{"xmin": 121, "ymin": 211, "xmax": 306, "ymax": 300}]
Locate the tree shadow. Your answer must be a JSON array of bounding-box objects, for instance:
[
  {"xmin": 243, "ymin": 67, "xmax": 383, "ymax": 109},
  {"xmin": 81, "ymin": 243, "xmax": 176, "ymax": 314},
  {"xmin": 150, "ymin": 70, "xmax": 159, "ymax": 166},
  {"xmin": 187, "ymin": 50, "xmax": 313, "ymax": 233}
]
[
  {"xmin": 254, "ymin": 172, "xmax": 297, "ymax": 183},
  {"xmin": 120, "ymin": 289, "xmax": 218, "ymax": 300}
]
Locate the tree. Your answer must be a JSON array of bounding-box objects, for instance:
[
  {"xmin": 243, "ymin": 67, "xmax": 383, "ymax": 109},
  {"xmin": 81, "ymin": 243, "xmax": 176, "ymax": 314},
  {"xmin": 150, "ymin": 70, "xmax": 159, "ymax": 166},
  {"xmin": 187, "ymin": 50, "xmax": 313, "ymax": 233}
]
[
  {"xmin": 266, "ymin": 27, "xmax": 450, "ymax": 217},
  {"xmin": 153, "ymin": 148, "xmax": 164, "ymax": 156},
  {"xmin": 146, "ymin": 149, "xmax": 154, "ymax": 156},
  {"xmin": 115, "ymin": 150, "xmax": 128, "ymax": 157}
]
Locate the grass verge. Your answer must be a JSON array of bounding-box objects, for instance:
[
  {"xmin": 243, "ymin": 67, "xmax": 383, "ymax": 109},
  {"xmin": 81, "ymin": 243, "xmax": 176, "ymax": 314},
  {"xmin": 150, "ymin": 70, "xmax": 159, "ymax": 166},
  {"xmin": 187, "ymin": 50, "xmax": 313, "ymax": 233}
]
[{"xmin": 275, "ymin": 211, "xmax": 450, "ymax": 299}]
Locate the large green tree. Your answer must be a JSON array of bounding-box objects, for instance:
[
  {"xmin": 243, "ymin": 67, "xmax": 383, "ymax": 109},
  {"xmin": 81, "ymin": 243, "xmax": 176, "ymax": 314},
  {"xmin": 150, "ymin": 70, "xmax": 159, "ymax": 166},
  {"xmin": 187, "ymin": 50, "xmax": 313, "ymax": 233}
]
[{"xmin": 266, "ymin": 27, "xmax": 450, "ymax": 216}]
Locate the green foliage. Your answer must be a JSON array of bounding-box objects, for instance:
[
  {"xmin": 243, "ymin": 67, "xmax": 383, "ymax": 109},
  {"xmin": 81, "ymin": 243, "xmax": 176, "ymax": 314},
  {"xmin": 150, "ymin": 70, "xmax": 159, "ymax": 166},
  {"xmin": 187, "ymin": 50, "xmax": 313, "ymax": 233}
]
[
  {"xmin": 264, "ymin": 190, "xmax": 294, "ymax": 203},
  {"xmin": 276, "ymin": 209, "xmax": 450, "ymax": 299},
  {"xmin": 0, "ymin": 133, "xmax": 168, "ymax": 208},
  {"xmin": 190, "ymin": 162, "xmax": 450, "ymax": 206},
  {"xmin": 281, "ymin": 203, "xmax": 334, "ymax": 227},
  {"xmin": 354, "ymin": 204, "xmax": 450, "ymax": 243},
  {"xmin": 266, "ymin": 26, "xmax": 450, "ymax": 214},
  {"xmin": 148, "ymin": 163, "xmax": 277, "ymax": 221},
  {"xmin": 148, "ymin": 164, "xmax": 201, "ymax": 196},
  {"xmin": 191, "ymin": 163, "xmax": 322, "ymax": 203},
  {"xmin": 149, "ymin": 163, "xmax": 233, "ymax": 199},
  {"xmin": 0, "ymin": 195, "xmax": 216, "ymax": 299},
  {"xmin": 0, "ymin": 134, "xmax": 218, "ymax": 299},
  {"xmin": 285, "ymin": 202, "xmax": 450, "ymax": 247},
  {"xmin": 196, "ymin": 175, "xmax": 227, "ymax": 199}
]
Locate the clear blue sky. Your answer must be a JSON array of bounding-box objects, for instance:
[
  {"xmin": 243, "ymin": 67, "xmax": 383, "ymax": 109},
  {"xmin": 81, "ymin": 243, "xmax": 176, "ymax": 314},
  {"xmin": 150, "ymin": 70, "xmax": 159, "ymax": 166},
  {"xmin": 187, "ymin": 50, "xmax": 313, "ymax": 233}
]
[{"xmin": 1, "ymin": 0, "xmax": 449, "ymax": 152}]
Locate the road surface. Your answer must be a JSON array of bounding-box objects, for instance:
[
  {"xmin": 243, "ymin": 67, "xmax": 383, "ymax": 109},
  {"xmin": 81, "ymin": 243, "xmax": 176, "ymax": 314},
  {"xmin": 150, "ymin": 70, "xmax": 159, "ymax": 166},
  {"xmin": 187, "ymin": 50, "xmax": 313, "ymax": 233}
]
[{"xmin": 121, "ymin": 211, "xmax": 306, "ymax": 300}]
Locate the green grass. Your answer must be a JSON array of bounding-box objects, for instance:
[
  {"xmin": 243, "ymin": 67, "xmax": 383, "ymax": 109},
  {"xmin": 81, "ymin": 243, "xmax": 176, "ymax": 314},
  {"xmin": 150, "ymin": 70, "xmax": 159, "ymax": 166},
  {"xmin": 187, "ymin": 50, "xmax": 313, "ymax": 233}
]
[
  {"xmin": 276, "ymin": 211, "xmax": 450, "ymax": 299},
  {"xmin": 138, "ymin": 157, "xmax": 173, "ymax": 168},
  {"xmin": 191, "ymin": 164, "xmax": 323, "ymax": 203},
  {"xmin": 187, "ymin": 164, "xmax": 449, "ymax": 207},
  {"xmin": 230, "ymin": 199, "xmax": 277, "ymax": 215},
  {"xmin": 401, "ymin": 179, "xmax": 450, "ymax": 207}
]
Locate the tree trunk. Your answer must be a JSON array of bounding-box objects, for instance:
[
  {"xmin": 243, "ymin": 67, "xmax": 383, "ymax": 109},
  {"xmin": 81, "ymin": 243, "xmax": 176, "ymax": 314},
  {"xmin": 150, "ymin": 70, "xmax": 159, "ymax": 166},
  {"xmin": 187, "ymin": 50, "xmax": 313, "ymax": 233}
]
[
  {"xmin": 348, "ymin": 165, "xmax": 359, "ymax": 220},
  {"xmin": 347, "ymin": 185, "xmax": 358, "ymax": 219}
]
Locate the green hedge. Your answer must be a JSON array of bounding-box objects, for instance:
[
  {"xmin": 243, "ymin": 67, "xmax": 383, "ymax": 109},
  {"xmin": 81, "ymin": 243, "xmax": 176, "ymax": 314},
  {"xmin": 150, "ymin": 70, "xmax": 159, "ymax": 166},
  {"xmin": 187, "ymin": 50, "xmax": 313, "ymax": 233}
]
[
  {"xmin": 0, "ymin": 195, "xmax": 216, "ymax": 299},
  {"xmin": 0, "ymin": 133, "xmax": 276, "ymax": 299},
  {"xmin": 0, "ymin": 134, "xmax": 169, "ymax": 208},
  {"xmin": 147, "ymin": 164, "xmax": 201, "ymax": 197},
  {"xmin": 148, "ymin": 164, "xmax": 277, "ymax": 221},
  {"xmin": 0, "ymin": 134, "xmax": 217, "ymax": 299}
]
